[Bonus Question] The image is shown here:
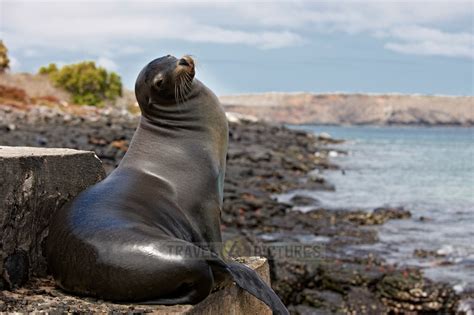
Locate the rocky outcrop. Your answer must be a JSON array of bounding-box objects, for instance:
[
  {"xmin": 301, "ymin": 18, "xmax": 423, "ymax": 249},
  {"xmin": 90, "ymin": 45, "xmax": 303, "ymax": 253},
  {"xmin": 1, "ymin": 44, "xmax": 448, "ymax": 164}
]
[
  {"xmin": 0, "ymin": 147, "xmax": 105, "ymax": 289},
  {"xmin": 221, "ymin": 93, "xmax": 474, "ymax": 126},
  {"xmin": 0, "ymin": 257, "xmax": 272, "ymax": 314}
]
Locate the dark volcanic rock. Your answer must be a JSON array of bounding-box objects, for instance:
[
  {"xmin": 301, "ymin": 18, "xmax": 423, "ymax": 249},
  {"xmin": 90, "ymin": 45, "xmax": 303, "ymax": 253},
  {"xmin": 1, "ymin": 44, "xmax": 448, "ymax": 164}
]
[
  {"xmin": 337, "ymin": 207, "xmax": 411, "ymax": 225},
  {"xmin": 3, "ymin": 250, "xmax": 29, "ymax": 289},
  {"xmin": 288, "ymin": 304, "xmax": 327, "ymax": 315},
  {"xmin": 413, "ymin": 249, "xmax": 443, "ymax": 259},
  {"xmin": 376, "ymin": 269, "xmax": 459, "ymax": 313},
  {"xmin": 271, "ymin": 258, "xmax": 310, "ymax": 305},
  {"xmin": 346, "ymin": 287, "xmax": 387, "ymax": 314},
  {"xmin": 319, "ymin": 261, "xmax": 385, "ymax": 293},
  {"xmin": 299, "ymin": 289, "xmax": 345, "ymax": 312},
  {"xmin": 290, "ymin": 195, "xmax": 320, "ymax": 206}
]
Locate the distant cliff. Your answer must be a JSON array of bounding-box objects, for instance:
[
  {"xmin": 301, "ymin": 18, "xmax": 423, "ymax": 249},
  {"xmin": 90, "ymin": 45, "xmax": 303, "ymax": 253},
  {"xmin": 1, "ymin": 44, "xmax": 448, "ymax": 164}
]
[{"xmin": 220, "ymin": 93, "xmax": 473, "ymax": 126}]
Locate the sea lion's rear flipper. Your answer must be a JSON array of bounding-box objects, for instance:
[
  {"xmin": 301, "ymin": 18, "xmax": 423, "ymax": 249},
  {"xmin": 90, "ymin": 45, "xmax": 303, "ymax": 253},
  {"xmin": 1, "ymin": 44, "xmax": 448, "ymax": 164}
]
[{"xmin": 222, "ymin": 261, "xmax": 289, "ymax": 315}]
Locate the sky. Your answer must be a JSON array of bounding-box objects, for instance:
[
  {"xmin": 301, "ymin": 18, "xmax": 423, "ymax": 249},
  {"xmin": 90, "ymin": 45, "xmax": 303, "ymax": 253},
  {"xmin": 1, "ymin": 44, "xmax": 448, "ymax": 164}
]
[{"xmin": 0, "ymin": 0, "xmax": 473, "ymax": 96}]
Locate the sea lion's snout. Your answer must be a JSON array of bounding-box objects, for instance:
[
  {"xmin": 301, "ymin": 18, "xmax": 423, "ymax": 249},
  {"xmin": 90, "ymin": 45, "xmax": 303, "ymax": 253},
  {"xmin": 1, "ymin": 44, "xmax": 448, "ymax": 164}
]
[
  {"xmin": 172, "ymin": 55, "xmax": 195, "ymax": 104},
  {"xmin": 178, "ymin": 58, "xmax": 189, "ymax": 66},
  {"xmin": 177, "ymin": 55, "xmax": 195, "ymax": 70}
]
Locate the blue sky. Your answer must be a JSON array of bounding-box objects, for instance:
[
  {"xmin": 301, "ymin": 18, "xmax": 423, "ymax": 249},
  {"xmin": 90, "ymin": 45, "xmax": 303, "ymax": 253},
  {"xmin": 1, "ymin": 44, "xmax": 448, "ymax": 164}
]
[{"xmin": 1, "ymin": 0, "xmax": 473, "ymax": 95}]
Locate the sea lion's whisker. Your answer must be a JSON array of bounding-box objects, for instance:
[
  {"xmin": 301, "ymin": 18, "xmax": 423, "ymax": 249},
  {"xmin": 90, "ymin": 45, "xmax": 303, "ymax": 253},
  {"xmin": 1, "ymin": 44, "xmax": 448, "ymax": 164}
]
[
  {"xmin": 179, "ymin": 78, "xmax": 186, "ymax": 104},
  {"xmin": 177, "ymin": 80, "xmax": 182, "ymax": 105},
  {"xmin": 183, "ymin": 73, "xmax": 192, "ymax": 92},
  {"xmin": 183, "ymin": 81, "xmax": 191, "ymax": 93},
  {"xmin": 178, "ymin": 76, "xmax": 184, "ymax": 103},
  {"xmin": 182, "ymin": 75, "xmax": 191, "ymax": 101},
  {"xmin": 180, "ymin": 74, "xmax": 188, "ymax": 104},
  {"xmin": 174, "ymin": 68, "xmax": 193, "ymax": 105},
  {"xmin": 175, "ymin": 80, "xmax": 179, "ymax": 104}
]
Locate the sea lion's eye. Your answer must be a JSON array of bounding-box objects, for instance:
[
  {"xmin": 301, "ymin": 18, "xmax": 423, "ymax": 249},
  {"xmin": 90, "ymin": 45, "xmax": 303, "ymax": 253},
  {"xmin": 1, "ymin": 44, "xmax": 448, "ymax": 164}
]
[{"xmin": 154, "ymin": 77, "xmax": 164, "ymax": 89}]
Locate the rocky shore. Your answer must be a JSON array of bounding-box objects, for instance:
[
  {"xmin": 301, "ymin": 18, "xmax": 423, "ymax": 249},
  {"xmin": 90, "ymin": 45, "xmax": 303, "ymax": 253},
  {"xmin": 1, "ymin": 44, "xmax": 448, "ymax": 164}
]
[{"xmin": 0, "ymin": 104, "xmax": 468, "ymax": 314}]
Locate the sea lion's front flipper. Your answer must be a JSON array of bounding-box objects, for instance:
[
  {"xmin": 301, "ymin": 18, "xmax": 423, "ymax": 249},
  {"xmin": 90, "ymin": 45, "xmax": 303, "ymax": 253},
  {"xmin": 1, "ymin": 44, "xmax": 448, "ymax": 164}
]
[{"xmin": 224, "ymin": 261, "xmax": 289, "ymax": 315}]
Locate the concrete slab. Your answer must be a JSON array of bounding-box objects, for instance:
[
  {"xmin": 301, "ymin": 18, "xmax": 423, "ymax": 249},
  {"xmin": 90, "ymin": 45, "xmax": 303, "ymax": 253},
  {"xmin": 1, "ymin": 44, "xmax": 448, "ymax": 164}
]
[{"xmin": 0, "ymin": 146, "xmax": 105, "ymax": 289}]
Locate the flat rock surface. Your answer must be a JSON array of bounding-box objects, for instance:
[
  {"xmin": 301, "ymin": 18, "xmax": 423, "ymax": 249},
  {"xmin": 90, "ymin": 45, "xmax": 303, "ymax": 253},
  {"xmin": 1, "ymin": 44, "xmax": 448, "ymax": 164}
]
[
  {"xmin": 0, "ymin": 146, "xmax": 95, "ymax": 157},
  {"xmin": 0, "ymin": 257, "xmax": 269, "ymax": 314}
]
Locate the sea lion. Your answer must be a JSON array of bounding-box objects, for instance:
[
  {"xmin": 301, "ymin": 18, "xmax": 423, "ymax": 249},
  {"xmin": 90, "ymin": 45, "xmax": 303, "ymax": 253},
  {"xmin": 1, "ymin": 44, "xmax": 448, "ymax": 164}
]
[{"xmin": 46, "ymin": 55, "xmax": 288, "ymax": 314}]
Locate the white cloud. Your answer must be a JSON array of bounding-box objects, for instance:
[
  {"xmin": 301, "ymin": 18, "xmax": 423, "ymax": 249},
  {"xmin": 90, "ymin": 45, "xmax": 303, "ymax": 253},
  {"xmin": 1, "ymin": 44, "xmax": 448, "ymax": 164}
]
[
  {"xmin": 1, "ymin": 1, "xmax": 303, "ymax": 53},
  {"xmin": 96, "ymin": 57, "xmax": 118, "ymax": 71},
  {"xmin": 236, "ymin": 2, "xmax": 473, "ymax": 58},
  {"xmin": 385, "ymin": 26, "xmax": 473, "ymax": 58},
  {"xmin": 1, "ymin": 1, "xmax": 473, "ymax": 59},
  {"xmin": 385, "ymin": 41, "xmax": 473, "ymax": 58},
  {"xmin": 185, "ymin": 26, "xmax": 304, "ymax": 49}
]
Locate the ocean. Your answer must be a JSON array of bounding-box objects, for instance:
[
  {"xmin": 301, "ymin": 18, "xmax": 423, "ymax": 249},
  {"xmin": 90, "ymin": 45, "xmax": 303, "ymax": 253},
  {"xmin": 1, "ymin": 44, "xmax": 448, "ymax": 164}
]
[{"xmin": 288, "ymin": 125, "xmax": 474, "ymax": 292}]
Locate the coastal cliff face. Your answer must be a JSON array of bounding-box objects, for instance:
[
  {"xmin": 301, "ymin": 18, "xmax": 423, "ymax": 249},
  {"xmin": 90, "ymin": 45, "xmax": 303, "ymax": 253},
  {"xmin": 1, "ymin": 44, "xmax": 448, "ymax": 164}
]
[{"xmin": 220, "ymin": 93, "xmax": 474, "ymax": 126}]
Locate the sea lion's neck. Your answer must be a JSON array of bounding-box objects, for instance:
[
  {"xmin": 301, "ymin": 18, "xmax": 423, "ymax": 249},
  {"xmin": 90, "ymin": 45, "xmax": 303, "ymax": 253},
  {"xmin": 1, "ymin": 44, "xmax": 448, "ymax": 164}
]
[
  {"xmin": 118, "ymin": 117, "xmax": 200, "ymax": 172},
  {"xmin": 140, "ymin": 80, "xmax": 208, "ymax": 129},
  {"xmin": 119, "ymin": 83, "xmax": 228, "ymax": 173}
]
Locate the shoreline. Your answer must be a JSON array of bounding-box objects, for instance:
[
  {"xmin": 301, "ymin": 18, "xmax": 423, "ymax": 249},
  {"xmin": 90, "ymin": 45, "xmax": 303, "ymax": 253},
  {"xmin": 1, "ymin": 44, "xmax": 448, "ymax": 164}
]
[{"xmin": 0, "ymin": 104, "xmax": 471, "ymax": 313}]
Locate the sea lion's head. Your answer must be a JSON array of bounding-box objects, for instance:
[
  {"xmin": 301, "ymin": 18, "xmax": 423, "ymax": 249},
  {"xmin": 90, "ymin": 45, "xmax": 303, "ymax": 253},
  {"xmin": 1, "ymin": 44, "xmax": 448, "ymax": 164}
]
[{"xmin": 135, "ymin": 55, "xmax": 196, "ymax": 113}]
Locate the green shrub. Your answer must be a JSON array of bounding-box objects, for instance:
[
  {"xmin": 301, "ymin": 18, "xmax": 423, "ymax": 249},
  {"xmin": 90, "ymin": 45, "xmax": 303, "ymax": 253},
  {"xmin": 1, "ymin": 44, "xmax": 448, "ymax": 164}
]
[
  {"xmin": 0, "ymin": 40, "xmax": 10, "ymax": 73},
  {"xmin": 38, "ymin": 63, "xmax": 58, "ymax": 75},
  {"xmin": 38, "ymin": 61, "xmax": 122, "ymax": 106}
]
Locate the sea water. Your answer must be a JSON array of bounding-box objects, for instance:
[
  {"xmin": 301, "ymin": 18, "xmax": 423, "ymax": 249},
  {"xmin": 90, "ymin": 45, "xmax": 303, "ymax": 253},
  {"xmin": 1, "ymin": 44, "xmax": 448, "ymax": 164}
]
[{"xmin": 289, "ymin": 125, "xmax": 474, "ymax": 291}]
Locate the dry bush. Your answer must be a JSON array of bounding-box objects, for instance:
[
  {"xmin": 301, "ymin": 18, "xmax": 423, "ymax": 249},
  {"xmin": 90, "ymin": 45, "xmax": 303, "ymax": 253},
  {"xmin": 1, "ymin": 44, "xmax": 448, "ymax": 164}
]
[
  {"xmin": 0, "ymin": 84, "xmax": 29, "ymax": 104},
  {"xmin": 0, "ymin": 73, "xmax": 71, "ymax": 102}
]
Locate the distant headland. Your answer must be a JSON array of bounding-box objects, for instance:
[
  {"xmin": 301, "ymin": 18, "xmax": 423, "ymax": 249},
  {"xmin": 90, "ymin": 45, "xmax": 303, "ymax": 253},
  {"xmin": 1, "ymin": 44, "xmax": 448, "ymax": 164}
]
[{"xmin": 220, "ymin": 92, "xmax": 473, "ymax": 126}]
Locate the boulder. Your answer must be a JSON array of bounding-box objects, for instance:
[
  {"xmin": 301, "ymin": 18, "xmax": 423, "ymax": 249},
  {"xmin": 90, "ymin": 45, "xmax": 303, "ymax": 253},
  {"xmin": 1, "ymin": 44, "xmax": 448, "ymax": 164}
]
[
  {"xmin": 0, "ymin": 146, "xmax": 105, "ymax": 289},
  {"xmin": 290, "ymin": 194, "xmax": 319, "ymax": 206}
]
